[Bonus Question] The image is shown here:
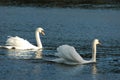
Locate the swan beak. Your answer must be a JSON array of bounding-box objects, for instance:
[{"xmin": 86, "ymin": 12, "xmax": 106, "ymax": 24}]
[
  {"xmin": 98, "ymin": 42, "xmax": 101, "ymax": 45},
  {"xmin": 41, "ymin": 31, "xmax": 45, "ymax": 35}
]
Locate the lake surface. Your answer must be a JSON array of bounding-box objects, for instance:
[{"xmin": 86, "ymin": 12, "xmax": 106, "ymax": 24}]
[{"xmin": 0, "ymin": 6, "xmax": 120, "ymax": 80}]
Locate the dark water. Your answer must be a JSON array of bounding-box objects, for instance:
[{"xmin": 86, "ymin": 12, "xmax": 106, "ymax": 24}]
[{"xmin": 0, "ymin": 6, "xmax": 120, "ymax": 80}]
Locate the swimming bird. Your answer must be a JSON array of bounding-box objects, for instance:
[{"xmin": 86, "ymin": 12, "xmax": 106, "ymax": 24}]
[
  {"xmin": 52, "ymin": 39, "xmax": 100, "ymax": 65},
  {"xmin": 0, "ymin": 27, "xmax": 45, "ymax": 50}
]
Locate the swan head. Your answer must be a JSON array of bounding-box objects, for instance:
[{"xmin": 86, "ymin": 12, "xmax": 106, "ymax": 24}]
[
  {"xmin": 94, "ymin": 39, "xmax": 101, "ymax": 45},
  {"xmin": 36, "ymin": 27, "xmax": 45, "ymax": 35}
]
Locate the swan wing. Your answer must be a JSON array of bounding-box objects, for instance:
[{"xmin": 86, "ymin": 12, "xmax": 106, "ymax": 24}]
[
  {"xmin": 55, "ymin": 45, "xmax": 84, "ymax": 63},
  {"xmin": 5, "ymin": 36, "xmax": 36, "ymax": 49}
]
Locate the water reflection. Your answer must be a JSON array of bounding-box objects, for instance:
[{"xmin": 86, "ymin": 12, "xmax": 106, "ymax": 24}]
[
  {"xmin": 92, "ymin": 64, "xmax": 97, "ymax": 75},
  {"xmin": 7, "ymin": 49, "xmax": 42, "ymax": 59},
  {"xmin": 48, "ymin": 64, "xmax": 99, "ymax": 80},
  {"xmin": 92, "ymin": 64, "xmax": 98, "ymax": 80}
]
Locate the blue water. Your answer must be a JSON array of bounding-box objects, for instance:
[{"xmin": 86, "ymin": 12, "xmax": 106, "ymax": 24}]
[{"xmin": 0, "ymin": 6, "xmax": 120, "ymax": 80}]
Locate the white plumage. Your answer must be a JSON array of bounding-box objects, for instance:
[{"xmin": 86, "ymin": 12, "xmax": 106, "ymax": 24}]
[
  {"xmin": 52, "ymin": 39, "xmax": 100, "ymax": 65},
  {"xmin": 5, "ymin": 36, "xmax": 37, "ymax": 49},
  {"xmin": 0, "ymin": 27, "xmax": 45, "ymax": 50}
]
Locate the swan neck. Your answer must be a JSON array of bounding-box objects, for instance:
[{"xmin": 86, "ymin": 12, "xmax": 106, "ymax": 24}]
[
  {"xmin": 35, "ymin": 31, "xmax": 42, "ymax": 49},
  {"xmin": 92, "ymin": 42, "xmax": 97, "ymax": 62}
]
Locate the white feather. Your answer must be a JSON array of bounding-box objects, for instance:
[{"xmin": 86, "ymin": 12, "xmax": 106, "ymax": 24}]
[
  {"xmin": 55, "ymin": 45, "xmax": 84, "ymax": 62},
  {"xmin": 5, "ymin": 36, "xmax": 37, "ymax": 49}
]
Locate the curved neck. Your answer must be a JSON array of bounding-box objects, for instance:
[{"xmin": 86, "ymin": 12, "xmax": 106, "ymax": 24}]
[
  {"xmin": 35, "ymin": 31, "xmax": 42, "ymax": 48},
  {"xmin": 91, "ymin": 42, "xmax": 97, "ymax": 62}
]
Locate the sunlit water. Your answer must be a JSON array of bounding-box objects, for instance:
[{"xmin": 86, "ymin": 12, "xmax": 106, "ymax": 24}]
[{"xmin": 0, "ymin": 6, "xmax": 120, "ymax": 80}]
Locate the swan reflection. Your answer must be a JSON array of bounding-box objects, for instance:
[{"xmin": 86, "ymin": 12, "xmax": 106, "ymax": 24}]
[
  {"xmin": 35, "ymin": 50, "xmax": 42, "ymax": 59},
  {"xmin": 71, "ymin": 64, "xmax": 98, "ymax": 75},
  {"xmin": 92, "ymin": 64, "xmax": 97, "ymax": 74},
  {"xmin": 72, "ymin": 64, "xmax": 98, "ymax": 80},
  {"xmin": 92, "ymin": 64, "xmax": 98, "ymax": 80},
  {"xmin": 7, "ymin": 49, "xmax": 42, "ymax": 59}
]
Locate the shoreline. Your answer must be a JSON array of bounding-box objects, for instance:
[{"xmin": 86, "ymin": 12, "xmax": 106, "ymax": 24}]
[{"xmin": 0, "ymin": 0, "xmax": 120, "ymax": 7}]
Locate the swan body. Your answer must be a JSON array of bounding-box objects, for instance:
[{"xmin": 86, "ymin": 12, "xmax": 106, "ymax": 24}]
[
  {"xmin": 52, "ymin": 39, "xmax": 100, "ymax": 65},
  {"xmin": 1, "ymin": 27, "xmax": 45, "ymax": 50}
]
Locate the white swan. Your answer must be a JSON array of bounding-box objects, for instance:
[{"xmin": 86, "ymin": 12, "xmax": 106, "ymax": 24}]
[
  {"xmin": 0, "ymin": 27, "xmax": 45, "ymax": 50},
  {"xmin": 52, "ymin": 39, "xmax": 101, "ymax": 65}
]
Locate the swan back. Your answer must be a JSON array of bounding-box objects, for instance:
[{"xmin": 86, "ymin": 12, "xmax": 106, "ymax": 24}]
[
  {"xmin": 6, "ymin": 36, "xmax": 37, "ymax": 49},
  {"xmin": 55, "ymin": 45, "xmax": 84, "ymax": 63}
]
